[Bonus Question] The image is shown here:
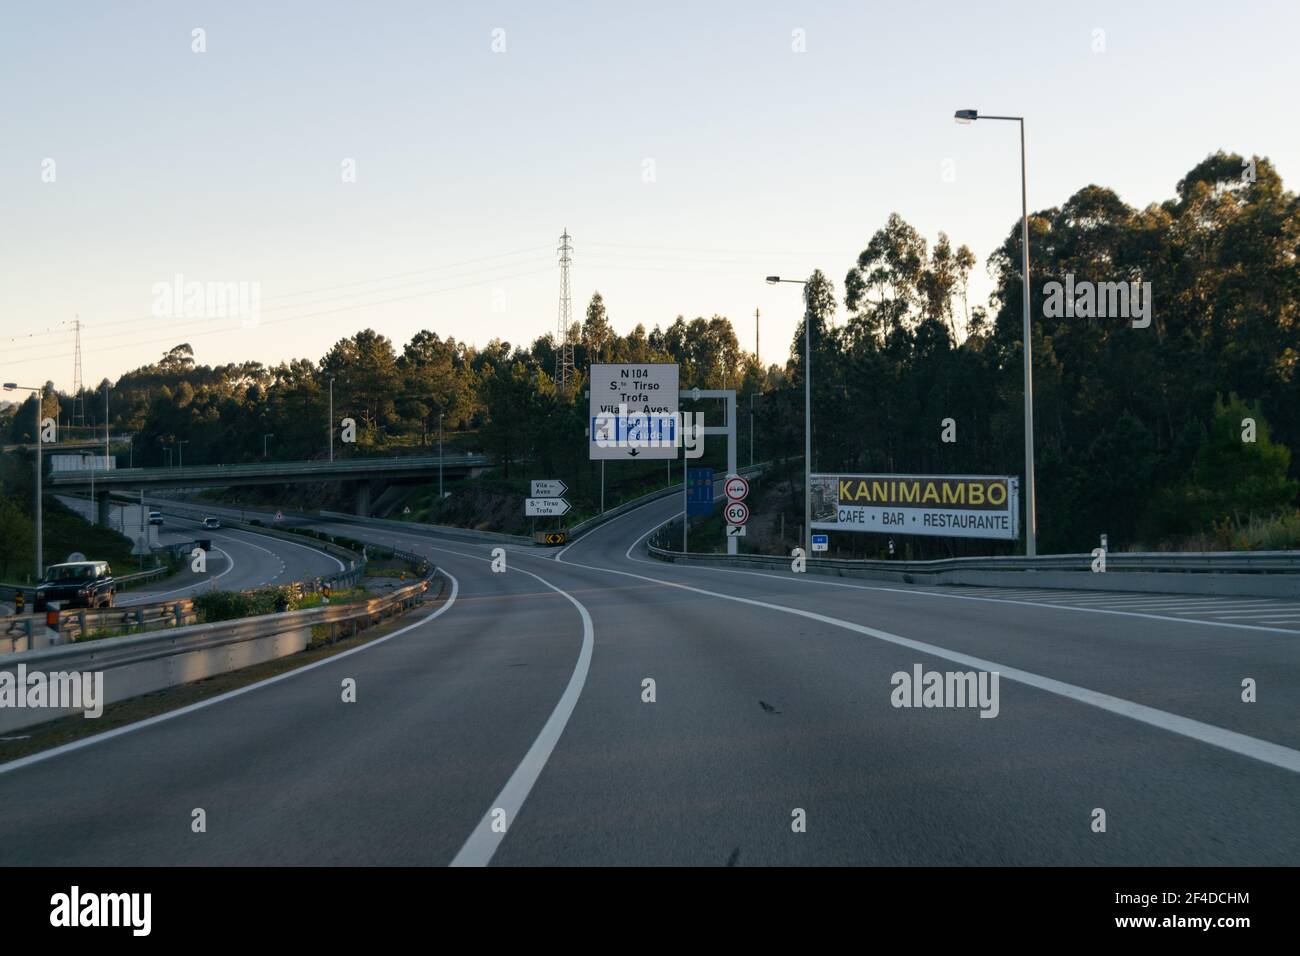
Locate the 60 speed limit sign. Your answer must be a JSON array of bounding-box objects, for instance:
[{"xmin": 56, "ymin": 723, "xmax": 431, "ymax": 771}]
[{"xmin": 724, "ymin": 500, "xmax": 749, "ymax": 525}]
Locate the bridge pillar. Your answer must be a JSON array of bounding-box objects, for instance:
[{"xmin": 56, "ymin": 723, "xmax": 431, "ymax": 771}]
[
  {"xmin": 97, "ymin": 492, "xmax": 112, "ymax": 528},
  {"xmin": 354, "ymin": 481, "xmax": 372, "ymax": 517}
]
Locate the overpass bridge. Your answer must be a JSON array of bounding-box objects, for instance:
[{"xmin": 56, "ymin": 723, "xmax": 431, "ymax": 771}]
[{"xmin": 46, "ymin": 453, "xmax": 491, "ymax": 518}]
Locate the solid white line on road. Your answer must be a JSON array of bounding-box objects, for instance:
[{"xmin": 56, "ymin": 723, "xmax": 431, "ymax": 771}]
[
  {"xmin": 383, "ymin": 541, "xmax": 594, "ymax": 868},
  {"xmin": 556, "ymin": 549, "xmax": 1300, "ymax": 775},
  {"xmin": 140, "ymin": 546, "xmax": 236, "ymax": 600},
  {"xmin": 618, "ymin": 521, "xmax": 1300, "ymax": 638},
  {"xmin": 0, "ymin": 569, "xmax": 460, "ymax": 777},
  {"xmin": 1058, "ymin": 597, "xmax": 1281, "ymax": 608}
]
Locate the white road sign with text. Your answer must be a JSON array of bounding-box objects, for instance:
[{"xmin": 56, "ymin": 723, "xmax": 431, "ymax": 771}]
[{"xmin": 589, "ymin": 363, "xmax": 679, "ymax": 460}]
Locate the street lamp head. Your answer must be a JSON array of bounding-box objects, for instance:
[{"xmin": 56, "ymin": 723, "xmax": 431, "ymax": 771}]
[
  {"xmin": 765, "ymin": 276, "xmax": 781, "ymax": 285},
  {"xmin": 3, "ymin": 383, "xmax": 17, "ymax": 391},
  {"xmin": 954, "ymin": 109, "xmax": 978, "ymax": 124}
]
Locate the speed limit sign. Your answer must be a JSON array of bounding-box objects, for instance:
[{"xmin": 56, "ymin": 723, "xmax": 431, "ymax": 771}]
[{"xmin": 724, "ymin": 500, "xmax": 749, "ymax": 525}]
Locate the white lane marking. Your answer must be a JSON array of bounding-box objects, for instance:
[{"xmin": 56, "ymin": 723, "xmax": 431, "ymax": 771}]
[
  {"xmin": 0, "ymin": 570, "xmax": 459, "ymax": 777},
  {"xmin": 450, "ymin": 569, "xmax": 593, "ymax": 866},
  {"xmin": 1206, "ymin": 608, "xmax": 1300, "ymax": 618},
  {"xmin": 329, "ymin": 533, "xmax": 595, "ymax": 868},
  {"xmin": 136, "ymin": 547, "xmax": 236, "ymax": 601},
  {"xmin": 555, "ymin": 549, "xmax": 1300, "ymax": 774},
  {"xmin": 1052, "ymin": 597, "xmax": 1275, "ymax": 608},
  {"xmin": 611, "ymin": 512, "xmax": 1300, "ymax": 637},
  {"xmin": 227, "ymin": 525, "xmax": 347, "ymax": 572}
]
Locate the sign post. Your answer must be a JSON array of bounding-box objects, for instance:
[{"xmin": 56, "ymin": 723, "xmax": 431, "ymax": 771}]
[{"xmin": 724, "ymin": 472, "xmax": 749, "ymax": 547}]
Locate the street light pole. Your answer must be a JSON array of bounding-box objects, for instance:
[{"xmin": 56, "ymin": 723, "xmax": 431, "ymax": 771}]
[
  {"xmin": 178, "ymin": 439, "xmax": 189, "ymax": 469},
  {"xmin": 328, "ymin": 376, "xmax": 335, "ymax": 462},
  {"xmin": 263, "ymin": 433, "xmax": 274, "ymax": 459},
  {"xmin": 438, "ymin": 412, "xmax": 444, "ymax": 498},
  {"xmin": 765, "ymin": 276, "xmax": 813, "ymax": 555},
  {"xmin": 4, "ymin": 383, "xmax": 44, "ymax": 579},
  {"xmin": 955, "ymin": 108, "xmax": 1038, "ymax": 556},
  {"xmin": 750, "ymin": 391, "xmax": 755, "ymax": 468}
]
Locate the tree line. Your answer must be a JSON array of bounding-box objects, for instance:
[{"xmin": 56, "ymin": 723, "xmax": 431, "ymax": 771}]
[{"xmin": 3, "ymin": 149, "xmax": 1296, "ymax": 553}]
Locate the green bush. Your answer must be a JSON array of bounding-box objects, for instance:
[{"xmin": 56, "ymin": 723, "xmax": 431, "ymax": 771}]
[{"xmin": 193, "ymin": 584, "xmax": 298, "ymax": 622}]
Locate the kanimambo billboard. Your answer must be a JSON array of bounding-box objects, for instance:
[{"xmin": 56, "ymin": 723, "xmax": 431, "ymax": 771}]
[{"xmin": 810, "ymin": 474, "xmax": 1020, "ymax": 540}]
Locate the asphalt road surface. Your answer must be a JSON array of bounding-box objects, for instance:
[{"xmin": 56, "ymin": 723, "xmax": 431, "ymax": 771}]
[
  {"xmin": 2, "ymin": 490, "xmax": 1297, "ymax": 865},
  {"xmin": 51, "ymin": 496, "xmax": 346, "ymax": 605}
]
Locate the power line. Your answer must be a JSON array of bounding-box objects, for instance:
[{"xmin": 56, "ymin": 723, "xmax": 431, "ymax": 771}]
[
  {"xmin": 15, "ymin": 264, "xmax": 556, "ymax": 368},
  {"xmin": 3, "ymin": 254, "xmax": 554, "ymax": 359},
  {"xmin": 2, "ymin": 244, "xmax": 554, "ymax": 347}
]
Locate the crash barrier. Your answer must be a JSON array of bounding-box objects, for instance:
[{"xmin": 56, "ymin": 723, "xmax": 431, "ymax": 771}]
[
  {"xmin": 0, "ymin": 529, "xmax": 403, "ymax": 649},
  {"xmin": 0, "ymin": 570, "xmax": 440, "ymax": 734},
  {"xmin": 319, "ymin": 510, "xmax": 535, "ymax": 547},
  {"xmin": 645, "ymin": 534, "xmax": 1300, "ymax": 599}
]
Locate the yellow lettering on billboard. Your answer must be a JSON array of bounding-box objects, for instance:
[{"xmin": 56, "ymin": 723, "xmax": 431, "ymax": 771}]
[
  {"xmin": 988, "ymin": 482, "xmax": 1006, "ymax": 506},
  {"xmin": 899, "ymin": 482, "xmax": 918, "ymax": 503},
  {"xmin": 968, "ymin": 483, "xmax": 985, "ymax": 505},
  {"xmin": 922, "ymin": 482, "xmax": 940, "ymax": 504}
]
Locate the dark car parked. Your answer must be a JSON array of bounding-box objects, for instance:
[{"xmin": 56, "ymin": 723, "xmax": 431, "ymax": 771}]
[{"xmin": 33, "ymin": 561, "xmax": 116, "ymax": 612}]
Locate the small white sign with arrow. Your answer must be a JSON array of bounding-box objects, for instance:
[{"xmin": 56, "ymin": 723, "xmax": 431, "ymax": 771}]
[
  {"xmin": 531, "ymin": 479, "xmax": 568, "ymax": 498},
  {"xmin": 526, "ymin": 497, "xmax": 571, "ymax": 517}
]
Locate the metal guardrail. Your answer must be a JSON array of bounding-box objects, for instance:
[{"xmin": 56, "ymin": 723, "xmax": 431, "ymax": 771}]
[
  {"xmin": 4, "ymin": 540, "xmax": 429, "ymax": 646},
  {"xmin": 0, "ymin": 571, "xmax": 440, "ymax": 731},
  {"xmin": 53, "ymin": 599, "xmax": 199, "ymax": 641},
  {"xmin": 37, "ymin": 573, "xmax": 435, "ymax": 667},
  {"xmin": 645, "ymin": 540, "xmax": 1300, "ymax": 575},
  {"xmin": 319, "ymin": 510, "xmax": 535, "ymax": 546}
]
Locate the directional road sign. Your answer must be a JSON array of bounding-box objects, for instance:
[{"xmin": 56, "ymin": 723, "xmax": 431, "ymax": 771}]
[
  {"xmin": 589, "ymin": 363, "xmax": 679, "ymax": 460},
  {"xmin": 724, "ymin": 500, "xmax": 749, "ymax": 525},
  {"xmin": 531, "ymin": 479, "xmax": 568, "ymax": 498},
  {"xmin": 726, "ymin": 524, "xmax": 747, "ymax": 537},
  {"xmin": 526, "ymin": 497, "xmax": 571, "ymax": 517}
]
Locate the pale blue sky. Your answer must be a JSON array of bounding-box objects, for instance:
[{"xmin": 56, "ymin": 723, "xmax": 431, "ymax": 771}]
[{"xmin": 3, "ymin": 0, "xmax": 1297, "ymax": 390}]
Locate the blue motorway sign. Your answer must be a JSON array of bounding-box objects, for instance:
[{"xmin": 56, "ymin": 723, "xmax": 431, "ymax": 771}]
[{"xmin": 687, "ymin": 467, "xmax": 714, "ymax": 516}]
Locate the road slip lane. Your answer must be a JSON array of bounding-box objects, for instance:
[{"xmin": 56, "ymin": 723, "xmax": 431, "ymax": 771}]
[{"xmin": 0, "ymin": 539, "xmax": 588, "ymax": 865}]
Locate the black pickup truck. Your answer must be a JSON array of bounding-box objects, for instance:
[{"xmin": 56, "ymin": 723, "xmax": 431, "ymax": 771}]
[{"xmin": 33, "ymin": 561, "xmax": 116, "ymax": 611}]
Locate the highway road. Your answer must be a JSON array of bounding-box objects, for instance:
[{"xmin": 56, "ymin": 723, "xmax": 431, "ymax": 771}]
[
  {"xmin": 2, "ymin": 490, "xmax": 1298, "ymax": 865},
  {"xmin": 52, "ymin": 497, "xmax": 346, "ymax": 605}
]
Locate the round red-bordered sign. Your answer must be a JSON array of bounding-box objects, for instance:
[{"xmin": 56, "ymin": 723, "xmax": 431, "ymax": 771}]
[
  {"xmin": 725, "ymin": 500, "xmax": 749, "ymax": 525},
  {"xmin": 724, "ymin": 475, "xmax": 749, "ymax": 500}
]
